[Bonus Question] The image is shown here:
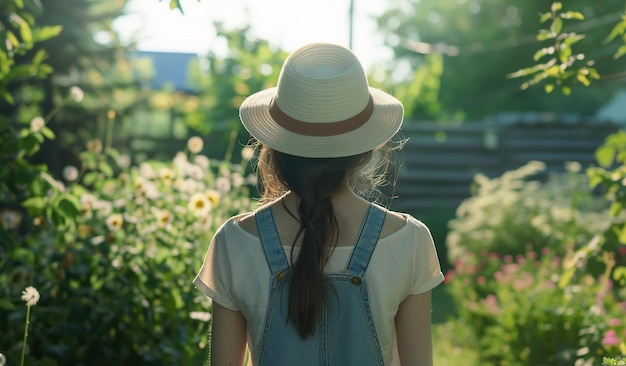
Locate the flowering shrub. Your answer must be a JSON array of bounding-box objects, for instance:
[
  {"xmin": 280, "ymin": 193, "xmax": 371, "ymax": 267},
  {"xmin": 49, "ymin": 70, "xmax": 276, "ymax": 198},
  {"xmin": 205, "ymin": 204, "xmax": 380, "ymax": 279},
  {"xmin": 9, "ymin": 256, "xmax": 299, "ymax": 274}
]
[
  {"xmin": 447, "ymin": 160, "xmax": 608, "ymax": 262},
  {"xmin": 1, "ymin": 135, "xmax": 256, "ymax": 365},
  {"xmin": 445, "ymin": 151, "xmax": 626, "ymax": 364},
  {"xmin": 446, "ymin": 245, "xmax": 626, "ymax": 365}
]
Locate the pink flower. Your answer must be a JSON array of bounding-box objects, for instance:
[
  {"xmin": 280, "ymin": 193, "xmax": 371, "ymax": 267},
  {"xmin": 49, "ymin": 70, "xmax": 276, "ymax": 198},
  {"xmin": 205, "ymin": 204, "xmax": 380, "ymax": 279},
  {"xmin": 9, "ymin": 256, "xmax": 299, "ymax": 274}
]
[
  {"xmin": 444, "ymin": 270, "xmax": 454, "ymax": 284},
  {"xmin": 618, "ymin": 246, "xmax": 626, "ymax": 256},
  {"xmin": 602, "ymin": 330, "xmax": 620, "ymax": 346},
  {"xmin": 527, "ymin": 251, "xmax": 537, "ymax": 260},
  {"xmin": 482, "ymin": 294, "xmax": 500, "ymax": 315},
  {"xmin": 608, "ymin": 318, "xmax": 622, "ymax": 327},
  {"xmin": 477, "ymin": 276, "xmax": 486, "ymax": 285},
  {"xmin": 541, "ymin": 247, "xmax": 551, "ymax": 256},
  {"xmin": 516, "ymin": 255, "xmax": 526, "ymax": 265},
  {"xmin": 504, "ymin": 255, "xmax": 513, "ymax": 263}
]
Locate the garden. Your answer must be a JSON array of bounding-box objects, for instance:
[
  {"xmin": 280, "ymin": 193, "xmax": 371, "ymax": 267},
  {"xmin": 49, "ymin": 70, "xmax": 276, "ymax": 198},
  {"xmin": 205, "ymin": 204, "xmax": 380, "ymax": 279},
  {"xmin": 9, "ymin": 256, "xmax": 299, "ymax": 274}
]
[{"xmin": 1, "ymin": 0, "xmax": 626, "ymax": 365}]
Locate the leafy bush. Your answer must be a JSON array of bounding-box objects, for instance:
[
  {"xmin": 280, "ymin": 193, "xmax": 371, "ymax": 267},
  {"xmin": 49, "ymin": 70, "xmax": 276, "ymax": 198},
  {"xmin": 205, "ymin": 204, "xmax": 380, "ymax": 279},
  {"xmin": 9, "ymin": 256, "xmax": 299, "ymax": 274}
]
[
  {"xmin": 447, "ymin": 244, "xmax": 626, "ymax": 365},
  {"xmin": 447, "ymin": 160, "xmax": 608, "ymax": 262},
  {"xmin": 445, "ymin": 157, "xmax": 626, "ymax": 365},
  {"xmin": 1, "ymin": 134, "xmax": 255, "ymax": 365}
]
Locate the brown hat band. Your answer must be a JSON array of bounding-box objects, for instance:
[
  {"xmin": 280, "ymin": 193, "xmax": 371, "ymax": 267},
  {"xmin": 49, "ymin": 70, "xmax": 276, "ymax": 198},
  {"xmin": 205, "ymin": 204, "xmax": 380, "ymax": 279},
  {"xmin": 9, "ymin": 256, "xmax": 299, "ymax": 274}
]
[{"xmin": 268, "ymin": 95, "xmax": 374, "ymax": 137}]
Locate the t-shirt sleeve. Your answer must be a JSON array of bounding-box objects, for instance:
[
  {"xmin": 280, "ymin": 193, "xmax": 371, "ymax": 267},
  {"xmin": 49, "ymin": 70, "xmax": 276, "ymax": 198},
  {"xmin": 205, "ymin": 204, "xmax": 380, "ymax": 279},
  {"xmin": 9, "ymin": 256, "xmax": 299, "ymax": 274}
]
[
  {"xmin": 409, "ymin": 220, "xmax": 445, "ymax": 295},
  {"xmin": 193, "ymin": 225, "xmax": 239, "ymax": 310}
]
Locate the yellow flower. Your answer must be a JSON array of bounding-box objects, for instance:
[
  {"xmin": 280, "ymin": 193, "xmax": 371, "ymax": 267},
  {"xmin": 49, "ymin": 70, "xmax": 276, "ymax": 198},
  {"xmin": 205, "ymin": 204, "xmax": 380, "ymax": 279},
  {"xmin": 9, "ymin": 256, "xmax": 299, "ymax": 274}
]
[
  {"xmin": 106, "ymin": 214, "xmax": 124, "ymax": 231},
  {"xmin": 188, "ymin": 193, "xmax": 211, "ymax": 217},
  {"xmin": 206, "ymin": 190, "xmax": 220, "ymax": 206},
  {"xmin": 187, "ymin": 136, "xmax": 204, "ymax": 154},
  {"xmin": 158, "ymin": 167, "xmax": 174, "ymax": 180},
  {"xmin": 153, "ymin": 208, "xmax": 172, "ymax": 227},
  {"xmin": 21, "ymin": 286, "xmax": 40, "ymax": 307}
]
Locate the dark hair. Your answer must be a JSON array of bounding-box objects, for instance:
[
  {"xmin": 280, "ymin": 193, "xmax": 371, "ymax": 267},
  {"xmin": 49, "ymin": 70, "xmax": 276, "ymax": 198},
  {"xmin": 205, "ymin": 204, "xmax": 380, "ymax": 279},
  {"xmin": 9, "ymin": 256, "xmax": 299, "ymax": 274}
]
[{"xmin": 253, "ymin": 139, "xmax": 404, "ymax": 338}]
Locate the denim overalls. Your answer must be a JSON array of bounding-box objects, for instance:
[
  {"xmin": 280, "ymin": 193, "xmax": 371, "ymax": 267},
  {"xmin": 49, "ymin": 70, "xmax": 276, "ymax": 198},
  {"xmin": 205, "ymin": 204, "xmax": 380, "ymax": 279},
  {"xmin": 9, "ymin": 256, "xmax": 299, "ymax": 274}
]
[{"xmin": 254, "ymin": 204, "xmax": 386, "ymax": 366}]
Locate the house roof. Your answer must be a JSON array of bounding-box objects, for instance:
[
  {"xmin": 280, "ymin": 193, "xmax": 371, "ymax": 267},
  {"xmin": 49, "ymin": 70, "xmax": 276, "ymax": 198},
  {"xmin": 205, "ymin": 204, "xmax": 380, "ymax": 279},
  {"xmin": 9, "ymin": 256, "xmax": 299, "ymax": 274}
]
[{"xmin": 132, "ymin": 50, "xmax": 199, "ymax": 92}]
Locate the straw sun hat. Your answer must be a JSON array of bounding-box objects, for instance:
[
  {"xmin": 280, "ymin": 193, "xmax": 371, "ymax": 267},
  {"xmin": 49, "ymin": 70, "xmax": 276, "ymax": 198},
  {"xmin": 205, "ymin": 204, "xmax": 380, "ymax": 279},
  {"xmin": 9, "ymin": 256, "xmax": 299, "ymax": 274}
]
[{"xmin": 239, "ymin": 43, "xmax": 404, "ymax": 158}]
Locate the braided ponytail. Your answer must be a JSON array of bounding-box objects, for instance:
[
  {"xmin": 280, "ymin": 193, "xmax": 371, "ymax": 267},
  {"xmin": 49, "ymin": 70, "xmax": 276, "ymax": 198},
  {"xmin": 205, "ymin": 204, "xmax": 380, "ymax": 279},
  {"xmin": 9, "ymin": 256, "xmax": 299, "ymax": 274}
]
[{"xmin": 256, "ymin": 146, "xmax": 372, "ymax": 338}]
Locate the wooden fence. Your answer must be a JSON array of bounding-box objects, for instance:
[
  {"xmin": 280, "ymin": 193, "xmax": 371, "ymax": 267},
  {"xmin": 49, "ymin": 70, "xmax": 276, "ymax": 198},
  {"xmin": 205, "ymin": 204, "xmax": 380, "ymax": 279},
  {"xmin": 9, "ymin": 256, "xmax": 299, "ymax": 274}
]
[{"xmin": 393, "ymin": 114, "xmax": 620, "ymax": 215}]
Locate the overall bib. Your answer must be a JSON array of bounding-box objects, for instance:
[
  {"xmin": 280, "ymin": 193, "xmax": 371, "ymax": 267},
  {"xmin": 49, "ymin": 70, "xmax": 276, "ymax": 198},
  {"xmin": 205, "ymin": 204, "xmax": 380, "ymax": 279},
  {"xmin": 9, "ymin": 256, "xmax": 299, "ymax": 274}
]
[{"xmin": 255, "ymin": 204, "xmax": 386, "ymax": 366}]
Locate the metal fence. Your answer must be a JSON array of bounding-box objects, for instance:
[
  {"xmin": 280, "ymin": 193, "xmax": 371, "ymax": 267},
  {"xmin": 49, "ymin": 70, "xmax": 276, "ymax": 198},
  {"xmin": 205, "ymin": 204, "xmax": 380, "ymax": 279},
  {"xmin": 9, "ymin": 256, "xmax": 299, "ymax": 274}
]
[{"xmin": 393, "ymin": 115, "xmax": 620, "ymax": 215}]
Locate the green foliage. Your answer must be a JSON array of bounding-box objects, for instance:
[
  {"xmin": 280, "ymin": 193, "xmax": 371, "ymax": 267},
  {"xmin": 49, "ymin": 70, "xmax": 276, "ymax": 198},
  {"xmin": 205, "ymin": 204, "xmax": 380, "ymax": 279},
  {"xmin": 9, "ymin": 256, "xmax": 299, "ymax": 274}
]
[
  {"xmin": 447, "ymin": 161, "xmax": 607, "ymax": 262},
  {"xmin": 1, "ymin": 138, "xmax": 256, "ymax": 365},
  {"xmin": 180, "ymin": 25, "xmax": 287, "ymax": 155},
  {"xmin": 510, "ymin": 1, "xmax": 626, "ymax": 93},
  {"xmin": 604, "ymin": 356, "xmax": 626, "ymax": 366},
  {"xmin": 376, "ymin": 0, "xmax": 622, "ymax": 119},
  {"xmin": 508, "ymin": 2, "xmax": 600, "ymax": 95},
  {"xmin": 604, "ymin": 15, "xmax": 626, "ymax": 59},
  {"xmin": 445, "ymin": 156, "xmax": 626, "ymax": 364}
]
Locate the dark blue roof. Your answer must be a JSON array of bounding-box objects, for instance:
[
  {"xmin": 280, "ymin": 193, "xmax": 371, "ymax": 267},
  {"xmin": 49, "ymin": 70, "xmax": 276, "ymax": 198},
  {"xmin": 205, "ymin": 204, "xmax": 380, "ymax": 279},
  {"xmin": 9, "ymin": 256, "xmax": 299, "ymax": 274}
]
[{"xmin": 132, "ymin": 50, "xmax": 199, "ymax": 92}]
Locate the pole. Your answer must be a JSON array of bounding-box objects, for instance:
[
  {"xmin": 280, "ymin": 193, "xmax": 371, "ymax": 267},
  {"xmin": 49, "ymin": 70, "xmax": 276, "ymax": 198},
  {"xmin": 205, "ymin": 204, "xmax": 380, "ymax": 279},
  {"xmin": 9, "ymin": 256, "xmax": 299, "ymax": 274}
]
[{"xmin": 349, "ymin": 0, "xmax": 354, "ymax": 49}]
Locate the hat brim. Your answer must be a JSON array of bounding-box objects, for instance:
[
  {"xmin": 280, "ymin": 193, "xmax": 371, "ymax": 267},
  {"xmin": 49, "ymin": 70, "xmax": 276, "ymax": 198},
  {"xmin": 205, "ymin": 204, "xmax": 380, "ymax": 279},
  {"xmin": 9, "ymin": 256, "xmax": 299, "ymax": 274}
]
[{"xmin": 239, "ymin": 87, "xmax": 404, "ymax": 158}]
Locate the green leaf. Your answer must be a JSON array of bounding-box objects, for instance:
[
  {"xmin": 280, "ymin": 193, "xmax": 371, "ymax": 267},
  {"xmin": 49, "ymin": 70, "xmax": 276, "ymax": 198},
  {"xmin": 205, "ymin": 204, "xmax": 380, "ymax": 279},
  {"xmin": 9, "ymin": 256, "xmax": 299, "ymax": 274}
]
[
  {"xmin": 10, "ymin": 14, "xmax": 34, "ymax": 45},
  {"xmin": 533, "ymin": 47, "xmax": 554, "ymax": 61},
  {"xmin": 20, "ymin": 134, "xmax": 40, "ymax": 155},
  {"xmin": 596, "ymin": 145, "xmax": 616, "ymax": 167},
  {"xmin": 539, "ymin": 12, "xmax": 553, "ymax": 23},
  {"xmin": 41, "ymin": 126, "xmax": 55, "ymax": 139},
  {"xmin": 603, "ymin": 19, "xmax": 626, "ymax": 44},
  {"xmin": 615, "ymin": 44, "xmax": 626, "ymax": 60},
  {"xmin": 561, "ymin": 86, "xmax": 571, "ymax": 95},
  {"xmin": 560, "ymin": 11, "xmax": 584, "ymax": 20},
  {"xmin": 551, "ymin": 2, "xmax": 562, "ymax": 12},
  {"xmin": 544, "ymin": 83, "xmax": 555, "ymax": 93},
  {"xmin": 610, "ymin": 201, "xmax": 623, "ymax": 217},
  {"xmin": 98, "ymin": 161, "xmax": 113, "ymax": 177},
  {"xmin": 32, "ymin": 48, "xmax": 47, "ymax": 65},
  {"xmin": 22, "ymin": 196, "xmax": 46, "ymax": 213},
  {"xmin": 58, "ymin": 196, "xmax": 81, "ymax": 218},
  {"xmin": 0, "ymin": 298, "xmax": 16, "ymax": 311},
  {"xmin": 576, "ymin": 73, "xmax": 590, "ymax": 87},
  {"xmin": 32, "ymin": 25, "xmax": 63, "ymax": 42},
  {"xmin": 551, "ymin": 18, "xmax": 563, "ymax": 34}
]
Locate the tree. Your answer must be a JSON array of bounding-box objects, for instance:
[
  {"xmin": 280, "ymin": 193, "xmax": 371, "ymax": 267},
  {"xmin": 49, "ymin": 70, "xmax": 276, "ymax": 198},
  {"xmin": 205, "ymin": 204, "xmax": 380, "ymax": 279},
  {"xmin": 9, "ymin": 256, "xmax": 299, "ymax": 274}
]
[{"xmin": 375, "ymin": 0, "xmax": 624, "ymax": 120}]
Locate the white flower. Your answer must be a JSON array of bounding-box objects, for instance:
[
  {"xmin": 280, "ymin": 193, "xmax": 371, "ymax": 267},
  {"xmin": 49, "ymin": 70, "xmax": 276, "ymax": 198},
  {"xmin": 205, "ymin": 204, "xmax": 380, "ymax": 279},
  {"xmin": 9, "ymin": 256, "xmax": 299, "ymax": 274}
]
[
  {"xmin": 189, "ymin": 311, "xmax": 212, "ymax": 322},
  {"xmin": 188, "ymin": 165, "xmax": 205, "ymax": 180},
  {"xmin": 21, "ymin": 286, "xmax": 40, "ymax": 307},
  {"xmin": 63, "ymin": 165, "xmax": 79, "ymax": 181},
  {"xmin": 30, "ymin": 116, "xmax": 45, "ymax": 132},
  {"xmin": 139, "ymin": 162, "xmax": 155, "ymax": 179},
  {"xmin": 1, "ymin": 209, "xmax": 22, "ymax": 230},
  {"xmin": 187, "ymin": 136, "xmax": 204, "ymax": 154},
  {"xmin": 246, "ymin": 173, "xmax": 258, "ymax": 186},
  {"xmin": 231, "ymin": 172, "xmax": 244, "ymax": 188},
  {"xmin": 117, "ymin": 155, "xmax": 131, "ymax": 169},
  {"xmin": 241, "ymin": 146, "xmax": 254, "ymax": 161},
  {"xmin": 106, "ymin": 213, "xmax": 124, "ymax": 231},
  {"xmin": 216, "ymin": 176, "xmax": 231, "ymax": 193},
  {"xmin": 206, "ymin": 190, "xmax": 220, "ymax": 206},
  {"xmin": 86, "ymin": 139, "xmax": 103, "ymax": 154},
  {"xmin": 70, "ymin": 86, "xmax": 84, "ymax": 102},
  {"xmin": 158, "ymin": 167, "xmax": 174, "ymax": 180},
  {"xmin": 193, "ymin": 155, "xmax": 210, "ymax": 169},
  {"xmin": 152, "ymin": 208, "xmax": 172, "ymax": 227},
  {"xmin": 188, "ymin": 192, "xmax": 212, "ymax": 217}
]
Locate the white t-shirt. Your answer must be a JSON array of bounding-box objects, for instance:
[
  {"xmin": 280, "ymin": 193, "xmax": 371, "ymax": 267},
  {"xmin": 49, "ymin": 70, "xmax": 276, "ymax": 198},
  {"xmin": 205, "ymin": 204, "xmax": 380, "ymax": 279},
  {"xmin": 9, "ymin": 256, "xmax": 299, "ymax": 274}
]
[{"xmin": 194, "ymin": 211, "xmax": 444, "ymax": 365}]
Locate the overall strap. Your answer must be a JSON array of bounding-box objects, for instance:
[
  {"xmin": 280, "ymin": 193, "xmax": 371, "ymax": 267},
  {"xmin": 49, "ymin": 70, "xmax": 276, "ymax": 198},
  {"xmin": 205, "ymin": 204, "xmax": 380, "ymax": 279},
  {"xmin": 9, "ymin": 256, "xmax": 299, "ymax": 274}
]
[
  {"xmin": 255, "ymin": 206, "xmax": 289, "ymax": 275},
  {"xmin": 345, "ymin": 204, "xmax": 387, "ymax": 277}
]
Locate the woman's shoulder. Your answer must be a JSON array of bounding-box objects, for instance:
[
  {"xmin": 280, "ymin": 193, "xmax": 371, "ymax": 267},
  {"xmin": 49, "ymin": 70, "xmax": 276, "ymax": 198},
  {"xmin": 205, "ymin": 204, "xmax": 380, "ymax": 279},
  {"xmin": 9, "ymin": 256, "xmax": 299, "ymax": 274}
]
[{"xmin": 377, "ymin": 205, "xmax": 432, "ymax": 241}]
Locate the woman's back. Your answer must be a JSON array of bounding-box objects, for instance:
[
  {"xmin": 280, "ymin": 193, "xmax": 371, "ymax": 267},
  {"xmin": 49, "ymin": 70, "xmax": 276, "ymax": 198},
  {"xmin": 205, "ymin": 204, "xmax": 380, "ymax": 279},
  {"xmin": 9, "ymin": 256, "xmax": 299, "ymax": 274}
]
[{"xmin": 236, "ymin": 190, "xmax": 408, "ymax": 249}]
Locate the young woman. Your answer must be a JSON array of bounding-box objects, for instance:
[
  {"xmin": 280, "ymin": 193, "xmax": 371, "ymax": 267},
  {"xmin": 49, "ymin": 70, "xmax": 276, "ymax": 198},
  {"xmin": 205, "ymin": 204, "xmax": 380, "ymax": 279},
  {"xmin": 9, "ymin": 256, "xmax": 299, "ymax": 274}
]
[{"xmin": 194, "ymin": 43, "xmax": 444, "ymax": 366}]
